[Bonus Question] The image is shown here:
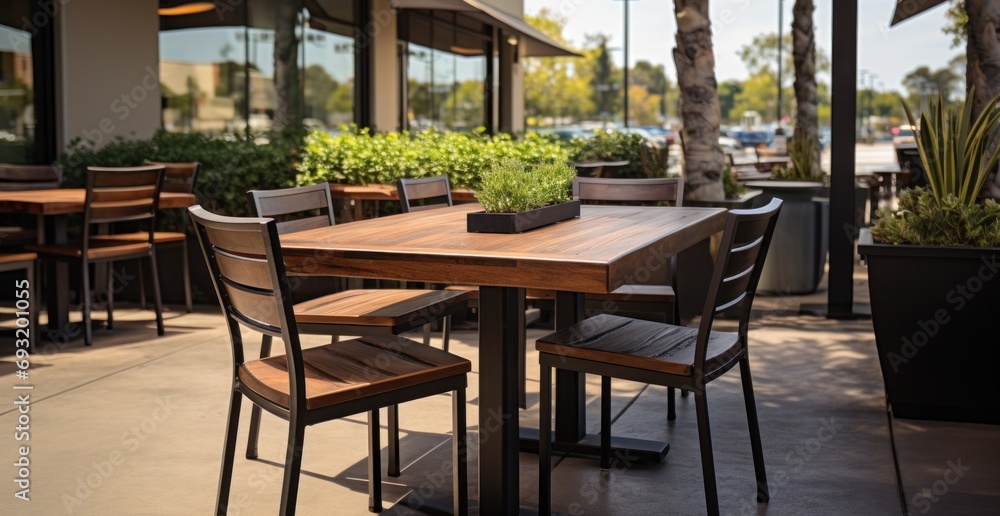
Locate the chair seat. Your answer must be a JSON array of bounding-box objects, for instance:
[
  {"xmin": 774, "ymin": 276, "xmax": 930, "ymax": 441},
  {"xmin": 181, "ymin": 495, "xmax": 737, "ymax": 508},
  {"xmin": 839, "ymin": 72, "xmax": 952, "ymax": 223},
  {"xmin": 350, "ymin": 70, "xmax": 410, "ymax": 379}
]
[
  {"xmin": 27, "ymin": 240, "xmax": 151, "ymax": 260},
  {"xmin": 294, "ymin": 289, "xmax": 469, "ymax": 327},
  {"xmin": 536, "ymin": 313, "xmax": 741, "ymax": 377},
  {"xmin": 239, "ymin": 335, "xmax": 471, "ymax": 410},
  {"xmin": 0, "ymin": 226, "xmax": 37, "ymax": 244},
  {"xmin": 91, "ymin": 231, "xmax": 186, "ymax": 244},
  {"xmin": 0, "ymin": 252, "xmax": 37, "ymax": 265},
  {"xmin": 586, "ymin": 284, "xmax": 675, "ymax": 303}
]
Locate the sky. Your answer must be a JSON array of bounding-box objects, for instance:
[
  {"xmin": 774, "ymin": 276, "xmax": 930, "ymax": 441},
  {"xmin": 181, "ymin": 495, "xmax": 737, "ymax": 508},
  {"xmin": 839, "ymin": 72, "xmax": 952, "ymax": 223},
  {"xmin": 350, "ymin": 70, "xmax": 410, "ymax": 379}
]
[{"xmin": 523, "ymin": 0, "xmax": 960, "ymax": 93}]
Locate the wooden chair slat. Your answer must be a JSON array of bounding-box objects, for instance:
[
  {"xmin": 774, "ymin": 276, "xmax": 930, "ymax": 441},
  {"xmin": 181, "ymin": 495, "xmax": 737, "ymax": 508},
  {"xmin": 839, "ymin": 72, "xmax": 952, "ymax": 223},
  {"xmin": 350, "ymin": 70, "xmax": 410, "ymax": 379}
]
[
  {"xmin": 204, "ymin": 225, "xmax": 268, "ymax": 256},
  {"xmin": 397, "ymin": 176, "xmax": 454, "ymax": 213},
  {"xmin": 575, "ymin": 177, "xmax": 683, "ymax": 205},
  {"xmin": 275, "ymin": 215, "xmax": 331, "ymax": 235},
  {"xmin": 224, "ymin": 282, "xmax": 282, "ymax": 329},
  {"xmin": 214, "ymin": 249, "xmax": 274, "ymax": 291}
]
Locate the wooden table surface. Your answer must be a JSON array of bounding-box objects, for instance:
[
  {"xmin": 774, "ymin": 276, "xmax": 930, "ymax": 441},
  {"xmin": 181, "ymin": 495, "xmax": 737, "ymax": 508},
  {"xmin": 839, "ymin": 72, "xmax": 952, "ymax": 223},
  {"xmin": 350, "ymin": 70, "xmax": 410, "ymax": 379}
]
[
  {"xmin": 0, "ymin": 188, "xmax": 196, "ymax": 215},
  {"xmin": 282, "ymin": 204, "xmax": 728, "ymax": 294},
  {"xmin": 327, "ymin": 183, "xmax": 477, "ymax": 202}
]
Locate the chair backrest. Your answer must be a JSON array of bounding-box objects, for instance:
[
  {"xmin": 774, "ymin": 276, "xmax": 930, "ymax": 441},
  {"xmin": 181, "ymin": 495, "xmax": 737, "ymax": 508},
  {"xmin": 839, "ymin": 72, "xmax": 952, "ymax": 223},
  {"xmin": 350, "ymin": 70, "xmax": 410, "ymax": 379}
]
[
  {"xmin": 83, "ymin": 165, "xmax": 165, "ymax": 245},
  {"xmin": 694, "ymin": 198, "xmax": 783, "ymax": 372},
  {"xmin": 0, "ymin": 164, "xmax": 62, "ymax": 191},
  {"xmin": 247, "ymin": 183, "xmax": 335, "ymax": 235},
  {"xmin": 573, "ymin": 176, "xmax": 684, "ymax": 206},
  {"xmin": 189, "ymin": 205, "xmax": 306, "ymax": 409},
  {"xmin": 397, "ymin": 175, "xmax": 453, "ymax": 213},
  {"xmin": 145, "ymin": 161, "xmax": 200, "ymax": 194}
]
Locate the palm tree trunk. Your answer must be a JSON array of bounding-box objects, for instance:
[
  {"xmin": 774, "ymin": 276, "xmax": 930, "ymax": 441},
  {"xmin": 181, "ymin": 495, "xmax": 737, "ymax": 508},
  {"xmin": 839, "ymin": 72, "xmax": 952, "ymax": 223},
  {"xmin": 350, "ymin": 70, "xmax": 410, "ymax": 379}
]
[
  {"xmin": 792, "ymin": 0, "xmax": 820, "ymax": 177},
  {"xmin": 967, "ymin": 0, "xmax": 1000, "ymax": 121},
  {"xmin": 672, "ymin": 0, "xmax": 724, "ymax": 201},
  {"xmin": 272, "ymin": 0, "xmax": 300, "ymax": 131}
]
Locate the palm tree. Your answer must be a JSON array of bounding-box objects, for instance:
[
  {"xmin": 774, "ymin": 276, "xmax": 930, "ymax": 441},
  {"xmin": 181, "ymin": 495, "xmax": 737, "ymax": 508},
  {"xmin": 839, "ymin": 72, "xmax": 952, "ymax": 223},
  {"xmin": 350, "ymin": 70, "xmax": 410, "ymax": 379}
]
[
  {"xmin": 791, "ymin": 0, "xmax": 820, "ymax": 177},
  {"xmin": 672, "ymin": 0, "xmax": 724, "ymax": 201},
  {"xmin": 966, "ymin": 1, "xmax": 1000, "ymax": 120}
]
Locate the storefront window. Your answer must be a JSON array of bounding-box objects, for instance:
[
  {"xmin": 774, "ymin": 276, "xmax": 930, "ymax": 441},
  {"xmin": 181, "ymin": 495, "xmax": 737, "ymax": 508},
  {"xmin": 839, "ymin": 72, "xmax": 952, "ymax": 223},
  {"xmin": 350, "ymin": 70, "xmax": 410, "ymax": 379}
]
[
  {"xmin": 0, "ymin": 4, "xmax": 37, "ymax": 163},
  {"xmin": 402, "ymin": 12, "xmax": 487, "ymax": 131}
]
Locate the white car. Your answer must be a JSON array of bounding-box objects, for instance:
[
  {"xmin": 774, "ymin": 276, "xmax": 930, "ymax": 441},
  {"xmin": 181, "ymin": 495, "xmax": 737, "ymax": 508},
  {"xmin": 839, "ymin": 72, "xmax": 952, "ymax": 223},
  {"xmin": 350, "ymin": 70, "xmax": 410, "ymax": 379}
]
[{"xmin": 719, "ymin": 135, "xmax": 742, "ymax": 153}]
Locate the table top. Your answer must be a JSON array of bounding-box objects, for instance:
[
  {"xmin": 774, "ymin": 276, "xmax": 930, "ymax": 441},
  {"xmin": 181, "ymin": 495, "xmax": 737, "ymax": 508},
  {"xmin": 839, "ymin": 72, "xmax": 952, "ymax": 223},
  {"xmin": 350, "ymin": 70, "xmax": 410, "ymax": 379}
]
[
  {"xmin": 0, "ymin": 188, "xmax": 196, "ymax": 215},
  {"xmin": 856, "ymin": 164, "xmax": 906, "ymax": 176},
  {"xmin": 282, "ymin": 204, "xmax": 727, "ymax": 294}
]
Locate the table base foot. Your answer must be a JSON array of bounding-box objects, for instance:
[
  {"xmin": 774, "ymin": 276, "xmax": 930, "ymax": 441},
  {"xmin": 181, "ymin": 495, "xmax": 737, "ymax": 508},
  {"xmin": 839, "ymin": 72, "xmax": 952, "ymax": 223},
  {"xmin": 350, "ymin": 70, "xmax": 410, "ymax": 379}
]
[{"xmin": 519, "ymin": 427, "xmax": 669, "ymax": 464}]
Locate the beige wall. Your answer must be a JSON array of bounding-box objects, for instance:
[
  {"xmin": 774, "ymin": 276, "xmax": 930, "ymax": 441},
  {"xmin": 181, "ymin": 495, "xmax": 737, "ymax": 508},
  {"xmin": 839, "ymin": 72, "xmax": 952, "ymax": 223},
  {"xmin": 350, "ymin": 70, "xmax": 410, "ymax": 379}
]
[
  {"xmin": 482, "ymin": 0, "xmax": 523, "ymax": 17},
  {"xmin": 370, "ymin": 0, "xmax": 400, "ymax": 131},
  {"xmin": 57, "ymin": 0, "xmax": 161, "ymax": 148}
]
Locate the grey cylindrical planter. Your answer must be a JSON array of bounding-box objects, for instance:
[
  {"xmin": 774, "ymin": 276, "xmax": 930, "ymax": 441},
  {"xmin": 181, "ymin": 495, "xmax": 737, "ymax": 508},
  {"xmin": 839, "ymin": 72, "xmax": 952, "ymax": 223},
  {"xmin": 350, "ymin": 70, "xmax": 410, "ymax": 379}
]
[{"xmin": 745, "ymin": 181, "xmax": 829, "ymax": 294}]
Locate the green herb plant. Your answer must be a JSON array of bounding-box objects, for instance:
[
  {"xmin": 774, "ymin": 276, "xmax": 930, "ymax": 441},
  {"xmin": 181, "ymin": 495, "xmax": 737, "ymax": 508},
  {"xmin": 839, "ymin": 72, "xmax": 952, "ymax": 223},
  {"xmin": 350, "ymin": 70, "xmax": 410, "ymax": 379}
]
[
  {"xmin": 770, "ymin": 132, "xmax": 821, "ymax": 181},
  {"xmin": 723, "ymin": 162, "xmax": 746, "ymax": 199},
  {"xmin": 872, "ymin": 89, "xmax": 1000, "ymax": 246},
  {"xmin": 475, "ymin": 160, "xmax": 575, "ymax": 213}
]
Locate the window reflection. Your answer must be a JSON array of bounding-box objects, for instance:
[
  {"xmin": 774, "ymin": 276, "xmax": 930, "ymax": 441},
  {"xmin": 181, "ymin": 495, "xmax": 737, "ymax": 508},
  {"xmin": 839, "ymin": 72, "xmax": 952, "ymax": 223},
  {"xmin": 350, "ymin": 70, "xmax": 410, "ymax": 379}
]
[{"xmin": 0, "ymin": 21, "xmax": 35, "ymax": 163}]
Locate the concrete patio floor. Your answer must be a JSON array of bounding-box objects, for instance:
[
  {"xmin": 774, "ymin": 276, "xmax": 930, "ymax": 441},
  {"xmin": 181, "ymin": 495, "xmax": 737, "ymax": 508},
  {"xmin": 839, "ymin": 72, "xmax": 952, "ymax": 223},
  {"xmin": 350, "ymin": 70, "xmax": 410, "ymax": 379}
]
[{"xmin": 2, "ymin": 271, "xmax": 998, "ymax": 515}]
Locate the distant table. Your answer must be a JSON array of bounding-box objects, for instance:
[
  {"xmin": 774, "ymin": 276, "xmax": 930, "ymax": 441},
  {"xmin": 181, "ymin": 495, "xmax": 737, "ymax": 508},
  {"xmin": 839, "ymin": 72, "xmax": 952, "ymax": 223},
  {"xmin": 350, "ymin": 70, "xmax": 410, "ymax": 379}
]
[
  {"xmin": 281, "ymin": 203, "xmax": 727, "ymax": 514},
  {"xmin": 857, "ymin": 164, "xmax": 909, "ymax": 214},
  {"xmin": 0, "ymin": 189, "xmax": 195, "ymax": 339},
  {"xmin": 327, "ymin": 184, "xmax": 476, "ymax": 221}
]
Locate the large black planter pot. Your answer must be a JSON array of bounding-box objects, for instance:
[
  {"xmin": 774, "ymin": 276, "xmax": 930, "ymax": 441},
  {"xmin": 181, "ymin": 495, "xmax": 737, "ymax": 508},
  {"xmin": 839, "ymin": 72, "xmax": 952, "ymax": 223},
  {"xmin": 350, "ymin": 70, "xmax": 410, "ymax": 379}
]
[
  {"xmin": 859, "ymin": 230, "xmax": 1000, "ymax": 424},
  {"xmin": 745, "ymin": 181, "xmax": 829, "ymax": 294}
]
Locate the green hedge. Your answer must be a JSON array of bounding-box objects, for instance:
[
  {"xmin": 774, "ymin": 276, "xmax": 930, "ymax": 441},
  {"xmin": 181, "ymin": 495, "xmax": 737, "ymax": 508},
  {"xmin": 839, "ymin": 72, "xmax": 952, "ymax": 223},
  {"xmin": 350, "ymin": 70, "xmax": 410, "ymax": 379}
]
[
  {"xmin": 296, "ymin": 126, "xmax": 569, "ymax": 189},
  {"xmin": 59, "ymin": 130, "xmax": 305, "ymax": 217},
  {"xmin": 564, "ymin": 130, "xmax": 666, "ymax": 178}
]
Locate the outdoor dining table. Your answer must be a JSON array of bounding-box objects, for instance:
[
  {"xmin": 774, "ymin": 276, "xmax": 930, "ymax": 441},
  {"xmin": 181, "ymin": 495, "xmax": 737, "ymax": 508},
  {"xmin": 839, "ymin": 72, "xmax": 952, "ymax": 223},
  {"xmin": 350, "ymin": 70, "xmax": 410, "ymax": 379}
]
[
  {"xmin": 0, "ymin": 188, "xmax": 196, "ymax": 339},
  {"xmin": 281, "ymin": 203, "xmax": 727, "ymax": 513}
]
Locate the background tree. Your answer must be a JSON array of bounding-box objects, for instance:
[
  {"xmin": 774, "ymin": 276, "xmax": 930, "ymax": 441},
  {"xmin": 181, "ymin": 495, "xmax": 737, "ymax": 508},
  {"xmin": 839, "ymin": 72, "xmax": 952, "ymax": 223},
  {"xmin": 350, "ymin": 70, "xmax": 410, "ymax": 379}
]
[
  {"xmin": 717, "ymin": 80, "xmax": 742, "ymax": 124},
  {"xmin": 965, "ymin": 1, "xmax": 1000, "ymax": 119},
  {"xmin": 272, "ymin": 0, "xmax": 301, "ymax": 130},
  {"xmin": 303, "ymin": 65, "xmax": 338, "ymax": 124},
  {"xmin": 586, "ymin": 34, "xmax": 621, "ymax": 120},
  {"xmin": 626, "ymin": 85, "xmax": 663, "ymax": 125},
  {"xmin": 673, "ymin": 0, "xmax": 724, "ymax": 201},
  {"xmin": 902, "ymin": 65, "xmax": 962, "ymax": 108},
  {"xmin": 523, "ymin": 9, "xmax": 593, "ymax": 123},
  {"xmin": 792, "ymin": 0, "xmax": 820, "ymax": 176},
  {"xmin": 631, "ymin": 60, "xmax": 670, "ymax": 118}
]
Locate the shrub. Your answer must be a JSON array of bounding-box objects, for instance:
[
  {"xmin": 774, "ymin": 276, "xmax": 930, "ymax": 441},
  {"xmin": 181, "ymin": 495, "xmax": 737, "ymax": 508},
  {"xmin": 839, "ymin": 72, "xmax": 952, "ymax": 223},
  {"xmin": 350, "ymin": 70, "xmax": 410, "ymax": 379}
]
[
  {"xmin": 723, "ymin": 162, "xmax": 746, "ymax": 199},
  {"xmin": 871, "ymin": 187, "xmax": 1000, "ymax": 247},
  {"xmin": 475, "ymin": 160, "xmax": 575, "ymax": 213},
  {"xmin": 59, "ymin": 130, "xmax": 305, "ymax": 217},
  {"xmin": 771, "ymin": 132, "xmax": 821, "ymax": 181},
  {"xmin": 564, "ymin": 130, "xmax": 665, "ymax": 178},
  {"xmin": 296, "ymin": 126, "xmax": 569, "ymax": 189}
]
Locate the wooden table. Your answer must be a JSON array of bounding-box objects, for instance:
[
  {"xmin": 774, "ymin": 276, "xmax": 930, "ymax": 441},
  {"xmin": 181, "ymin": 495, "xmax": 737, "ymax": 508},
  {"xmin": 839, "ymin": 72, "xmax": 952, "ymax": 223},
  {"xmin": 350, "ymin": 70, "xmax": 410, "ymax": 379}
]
[
  {"xmin": 281, "ymin": 203, "xmax": 727, "ymax": 514},
  {"xmin": 0, "ymin": 189, "xmax": 196, "ymax": 339},
  {"xmin": 328, "ymin": 183, "xmax": 477, "ymax": 221}
]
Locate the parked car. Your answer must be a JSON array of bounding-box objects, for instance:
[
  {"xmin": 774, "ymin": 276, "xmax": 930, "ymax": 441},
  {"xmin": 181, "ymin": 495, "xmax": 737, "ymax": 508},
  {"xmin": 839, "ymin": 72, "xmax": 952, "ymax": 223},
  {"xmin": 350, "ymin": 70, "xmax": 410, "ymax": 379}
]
[
  {"xmin": 718, "ymin": 135, "xmax": 742, "ymax": 153},
  {"xmin": 891, "ymin": 125, "xmax": 916, "ymax": 146},
  {"xmin": 632, "ymin": 125, "xmax": 676, "ymax": 145},
  {"xmin": 622, "ymin": 127, "xmax": 668, "ymax": 147},
  {"xmin": 725, "ymin": 129, "xmax": 773, "ymax": 148}
]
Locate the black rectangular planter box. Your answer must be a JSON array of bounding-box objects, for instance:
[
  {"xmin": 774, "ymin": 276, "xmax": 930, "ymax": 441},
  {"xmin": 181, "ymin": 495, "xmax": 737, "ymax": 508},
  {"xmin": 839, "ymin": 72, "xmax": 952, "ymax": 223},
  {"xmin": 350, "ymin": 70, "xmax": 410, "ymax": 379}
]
[
  {"xmin": 859, "ymin": 230, "xmax": 1000, "ymax": 424},
  {"xmin": 467, "ymin": 200, "xmax": 581, "ymax": 234}
]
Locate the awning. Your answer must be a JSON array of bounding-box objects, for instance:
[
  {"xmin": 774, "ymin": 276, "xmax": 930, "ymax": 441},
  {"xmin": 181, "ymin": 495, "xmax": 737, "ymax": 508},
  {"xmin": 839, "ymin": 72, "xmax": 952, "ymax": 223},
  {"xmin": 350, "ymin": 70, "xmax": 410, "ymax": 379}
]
[
  {"xmin": 889, "ymin": 0, "xmax": 949, "ymax": 27},
  {"xmin": 390, "ymin": 0, "xmax": 581, "ymax": 57}
]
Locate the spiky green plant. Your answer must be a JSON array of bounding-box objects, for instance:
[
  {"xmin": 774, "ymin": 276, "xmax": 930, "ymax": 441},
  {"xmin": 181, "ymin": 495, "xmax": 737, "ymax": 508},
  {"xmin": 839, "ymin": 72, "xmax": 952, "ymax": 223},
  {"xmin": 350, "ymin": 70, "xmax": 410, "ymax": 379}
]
[
  {"xmin": 902, "ymin": 87, "xmax": 1000, "ymax": 208},
  {"xmin": 771, "ymin": 132, "xmax": 821, "ymax": 181}
]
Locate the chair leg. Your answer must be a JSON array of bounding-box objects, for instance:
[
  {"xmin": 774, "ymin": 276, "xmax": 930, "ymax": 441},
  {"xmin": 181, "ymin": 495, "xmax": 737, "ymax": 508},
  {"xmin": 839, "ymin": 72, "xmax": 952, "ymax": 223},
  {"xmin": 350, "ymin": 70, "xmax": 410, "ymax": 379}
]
[
  {"xmin": 422, "ymin": 323, "xmax": 431, "ymax": 347},
  {"xmin": 600, "ymin": 376, "xmax": 612, "ymax": 470},
  {"xmin": 518, "ymin": 321, "xmax": 527, "ymax": 410},
  {"xmin": 147, "ymin": 252, "xmax": 164, "ymax": 336},
  {"xmin": 215, "ymin": 389, "xmax": 243, "ymax": 515},
  {"xmin": 246, "ymin": 334, "xmax": 272, "ymax": 460},
  {"xmin": 278, "ymin": 414, "xmax": 305, "ymax": 516},
  {"xmin": 539, "ymin": 364, "xmax": 552, "ymax": 516},
  {"xmin": 105, "ymin": 262, "xmax": 114, "ymax": 330},
  {"xmin": 387, "ymin": 405, "xmax": 400, "ymax": 477},
  {"xmin": 182, "ymin": 239, "xmax": 193, "ymax": 313},
  {"xmin": 81, "ymin": 261, "xmax": 93, "ymax": 346},
  {"xmin": 442, "ymin": 315, "xmax": 451, "ymax": 353},
  {"xmin": 667, "ymin": 387, "xmax": 676, "ymax": 421},
  {"xmin": 740, "ymin": 357, "xmax": 769, "ymax": 503},
  {"xmin": 694, "ymin": 391, "xmax": 720, "ymax": 516},
  {"xmin": 368, "ymin": 409, "xmax": 383, "ymax": 513},
  {"xmin": 330, "ymin": 335, "xmax": 339, "ymax": 344},
  {"xmin": 452, "ymin": 387, "xmax": 468, "ymax": 516},
  {"xmin": 137, "ymin": 260, "xmax": 147, "ymax": 310}
]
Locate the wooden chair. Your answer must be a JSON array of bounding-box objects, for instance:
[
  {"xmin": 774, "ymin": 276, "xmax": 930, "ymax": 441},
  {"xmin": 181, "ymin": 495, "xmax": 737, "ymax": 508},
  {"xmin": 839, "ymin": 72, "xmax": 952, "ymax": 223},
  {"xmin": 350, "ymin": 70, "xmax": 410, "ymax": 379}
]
[
  {"xmin": 246, "ymin": 182, "xmax": 469, "ymax": 478},
  {"xmin": 397, "ymin": 175, "xmax": 535, "ymax": 409},
  {"xmin": 27, "ymin": 165, "xmax": 166, "ymax": 346},
  {"xmin": 1, "ymin": 253, "xmax": 36, "ymax": 350},
  {"xmin": 189, "ymin": 205, "xmax": 469, "ymax": 515},
  {"xmin": 537, "ymin": 199, "xmax": 781, "ymax": 515},
  {"xmin": 93, "ymin": 162, "xmax": 199, "ymax": 312},
  {"xmin": 0, "ymin": 164, "xmax": 62, "ymax": 247},
  {"xmin": 574, "ymin": 176, "xmax": 686, "ymax": 418}
]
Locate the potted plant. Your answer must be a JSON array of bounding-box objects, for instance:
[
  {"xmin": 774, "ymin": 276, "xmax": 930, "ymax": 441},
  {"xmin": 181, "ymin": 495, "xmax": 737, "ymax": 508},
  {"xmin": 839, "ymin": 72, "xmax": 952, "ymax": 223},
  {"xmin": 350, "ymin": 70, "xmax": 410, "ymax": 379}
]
[
  {"xmin": 566, "ymin": 131, "xmax": 665, "ymax": 178},
  {"xmin": 860, "ymin": 90, "xmax": 1000, "ymax": 424},
  {"xmin": 745, "ymin": 133, "xmax": 829, "ymax": 294},
  {"xmin": 467, "ymin": 160, "xmax": 579, "ymax": 233}
]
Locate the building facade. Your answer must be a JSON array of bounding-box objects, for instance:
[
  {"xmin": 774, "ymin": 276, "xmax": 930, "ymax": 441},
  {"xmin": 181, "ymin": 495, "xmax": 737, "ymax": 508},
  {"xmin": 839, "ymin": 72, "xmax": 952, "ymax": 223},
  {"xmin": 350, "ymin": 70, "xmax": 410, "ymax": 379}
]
[{"xmin": 0, "ymin": 0, "xmax": 573, "ymax": 164}]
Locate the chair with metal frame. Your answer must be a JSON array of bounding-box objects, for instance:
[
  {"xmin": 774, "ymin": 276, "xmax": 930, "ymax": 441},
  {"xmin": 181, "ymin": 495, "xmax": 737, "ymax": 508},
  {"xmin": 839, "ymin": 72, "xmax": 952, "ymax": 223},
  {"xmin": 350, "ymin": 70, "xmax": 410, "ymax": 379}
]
[
  {"xmin": 575, "ymin": 176, "xmax": 686, "ymax": 419},
  {"xmin": 245, "ymin": 182, "xmax": 469, "ymax": 478},
  {"xmin": 27, "ymin": 165, "xmax": 166, "ymax": 346},
  {"xmin": 0, "ymin": 253, "xmax": 36, "ymax": 351},
  {"xmin": 537, "ymin": 199, "xmax": 782, "ymax": 516},
  {"xmin": 189, "ymin": 205, "xmax": 469, "ymax": 515},
  {"xmin": 0, "ymin": 164, "xmax": 62, "ymax": 247}
]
